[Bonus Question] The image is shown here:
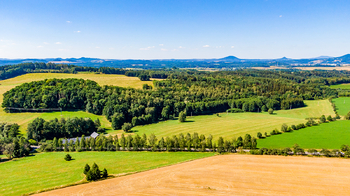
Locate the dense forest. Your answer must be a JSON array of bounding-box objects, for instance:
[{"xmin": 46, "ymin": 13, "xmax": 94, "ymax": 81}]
[
  {"xmin": 2, "ymin": 67, "xmax": 346, "ymax": 131},
  {"xmin": 0, "ymin": 123, "xmax": 31, "ymax": 159}
]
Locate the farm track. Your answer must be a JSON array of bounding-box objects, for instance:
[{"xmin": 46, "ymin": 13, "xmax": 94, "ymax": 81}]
[{"xmin": 36, "ymin": 154, "xmax": 350, "ymax": 196}]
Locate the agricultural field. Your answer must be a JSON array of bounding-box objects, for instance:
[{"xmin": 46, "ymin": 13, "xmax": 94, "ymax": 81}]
[
  {"xmin": 332, "ymin": 97, "xmax": 350, "ymax": 116},
  {"xmin": 257, "ymin": 120, "xmax": 350, "ymax": 149},
  {"xmin": 112, "ymin": 100, "xmax": 335, "ymax": 140},
  {"xmin": 0, "ymin": 73, "xmax": 157, "ymax": 133},
  {"xmin": 0, "ymin": 151, "xmax": 215, "ymax": 196},
  {"xmin": 37, "ymin": 154, "xmax": 350, "ymax": 196},
  {"xmin": 330, "ymin": 83, "xmax": 350, "ymax": 90}
]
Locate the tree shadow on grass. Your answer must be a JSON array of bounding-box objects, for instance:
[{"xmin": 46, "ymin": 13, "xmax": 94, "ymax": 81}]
[{"xmin": 181, "ymin": 120, "xmax": 195, "ymax": 123}]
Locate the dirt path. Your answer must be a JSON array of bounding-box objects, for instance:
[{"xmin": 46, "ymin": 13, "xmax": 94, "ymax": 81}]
[{"xmin": 36, "ymin": 154, "xmax": 350, "ymax": 196}]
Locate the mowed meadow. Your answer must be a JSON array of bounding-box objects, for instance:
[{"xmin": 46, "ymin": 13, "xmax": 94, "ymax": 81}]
[
  {"xmin": 257, "ymin": 97, "xmax": 350, "ymax": 149},
  {"xmin": 0, "ymin": 73, "xmax": 157, "ymax": 133},
  {"xmin": 0, "ymin": 151, "xmax": 215, "ymax": 196},
  {"xmin": 257, "ymin": 120, "xmax": 350, "ymax": 149},
  {"xmin": 332, "ymin": 97, "xmax": 350, "ymax": 116},
  {"xmin": 114, "ymin": 100, "xmax": 335, "ymax": 140}
]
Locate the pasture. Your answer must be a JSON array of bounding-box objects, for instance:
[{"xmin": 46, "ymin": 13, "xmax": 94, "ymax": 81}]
[
  {"xmin": 36, "ymin": 154, "xmax": 350, "ymax": 196},
  {"xmin": 332, "ymin": 97, "xmax": 350, "ymax": 116},
  {"xmin": 330, "ymin": 83, "xmax": 350, "ymax": 90},
  {"xmin": 0, "ymin": 151, "xmax": 215, "ymax": 196},
  {"xmin": 257, "ymin": 120, "xmax": 350, "ymax": 149},
  {"xmin": 0, "ymin": 73, "xmax": 157, "ymax": 133},
  {"xmin": 115, "ymin": 100, "xmax": 335, "ymax": 140}
]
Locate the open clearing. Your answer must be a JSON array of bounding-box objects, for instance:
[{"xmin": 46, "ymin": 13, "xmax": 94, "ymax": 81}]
[
  {"xmin": 115, "ymin": 100, "xmax": 335, "ymax": 139},
  {"xmin": 257, "ymin": 120, "xmax": 350, "ymax": 149},
  {"xmin": 0, "ymin": 151, "xmax": 214, "ymax": 196},
  {"xmin": 332, "ymin": 97, "xmax": 350, "ymax": 116},
  {"xmin": 0, "ymin": 73, "xmax": 157, "ymax": 133},
  {"xmin": 36, "ymin": 154, "xmax": 350, "ymax": 196}
]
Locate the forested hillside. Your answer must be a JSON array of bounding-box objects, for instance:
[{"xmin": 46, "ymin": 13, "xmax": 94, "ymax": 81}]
[{"xmin": 2, "ymin": 68, "xmax": 344, "ymax": 130}]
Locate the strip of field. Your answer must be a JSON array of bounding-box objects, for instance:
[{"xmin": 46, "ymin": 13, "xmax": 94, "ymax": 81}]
[
  {"xmin": 0, "ymin": 73, "xmax": 157, "ymax": 133},
  {"xmin": 114, "ymin": 100, "xmax": 335, "ymax": 139},
  {"xmin": 257, "ymin": 120, "xmax": 350, "ymax": 149},
  {"xmin": 332, "ymin": 97, "xmax": 350, "ymax": 116},
  {"xmin": 36, "ymin": 154, "xmax": 350, "ymax": 196},
  {"xmin": 330, "ymin": 83, "xmax": 350, "ymax": 90},
  {"xmin": 0, "ymin": 151, "xmax": 214, "ymax": 196}
]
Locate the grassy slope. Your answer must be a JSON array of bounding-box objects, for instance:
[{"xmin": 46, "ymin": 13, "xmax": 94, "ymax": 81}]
[
  {"xmin": 0, "ymin": 151, "xmax": 215, "ymax": 196},
  {"xmin": 0, "ymin": 73, "xmax": 156, "ymax": 133},
  {"xmin": 108, "ymin": 100, "xmax": 335, "ymax": 140},
  {"xmin": 257, "ymin": 120, "xmax": 350, "ymax": 149},
  {"xmin": 332, "ymin": 97, "xmax": 350, "ymax": 116},
  {"xmin": 330, "ymin": 83, "xmax": 350, "ymax": 90}
]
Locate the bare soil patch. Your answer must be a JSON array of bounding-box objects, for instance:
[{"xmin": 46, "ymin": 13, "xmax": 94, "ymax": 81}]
[{"xmin": 36, "ymin": 154, "xmax": 350, "ymax": 196}]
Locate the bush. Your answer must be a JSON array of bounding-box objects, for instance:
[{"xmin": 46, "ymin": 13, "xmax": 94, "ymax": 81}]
[
  {"xmin": 291, "ymin": 125, "xmax": 297, "ymax": 130},
  {"xmin": 320, "ymin": 115, "xmax": 326, "ymax": 123},
  {"xmin": 327, "ymin": 115, "xmax": 333, "ymax": 122},
  {"xmin": 179, "ymin": 111, "xmax": 186, "ymax": 122},
  {"xmin": 268, "ymin": 108, "xmax": 274, "ymax": 114},
  {"xmin": 64, "ymin": 154, "xmax": 72, "ymax": 161},
  {"xmin": 227, "ymin": 108, "xmax": 243, "ymax": 113},
  {"xmin": 281, "ymin": 123, "xmax": 288, "ymax": 132},
  {"xmin": 28, "ymin": 139, "xmax": 38, "ymax": 145},
  {"xmin": 102, "ymin": 168, "xmax": 108, "ymax": 178},
  {"xmin": 257, "ymin": 132, "xmax": 263, "ymax": 138},
  {"xmin": 122, "ymin": 123, "xmax": 132, "ymax": 132},
  {"xmin": 84, "ymin": 163, "xmax": 90, "ymax": 174}
]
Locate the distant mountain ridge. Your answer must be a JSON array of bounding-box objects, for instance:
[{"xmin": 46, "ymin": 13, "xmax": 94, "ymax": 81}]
[{"xmin": 0, "ymin": 54, "xmax": 349, "ymax": 68}]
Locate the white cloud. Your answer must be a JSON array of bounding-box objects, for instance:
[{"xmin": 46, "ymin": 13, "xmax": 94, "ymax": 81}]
[
  {"xmin": 161, "ymin": 48, "xmax": 168, "ymax": 51},
  {"xmin": 55, "ymin": 42, "xmax": 62, "ymax": 45},
  {"xmin": 66, "ymin": 21, "xmax": 72, "ymax": 23},
  {"xmin": 279, "ymin": 15, "xmax": 282, "ymax": 17},
  {"xmin": 231, "ymin": 46, "xmax": 235, "ymax": 48},
  {"xmin": 95, "ymin": 46, "xmax": 100, "ymax": 49},
  {"xmin": 203, "ymin": 45, "xmax": 210, "ymax": 48},
  {"xmin": 109, "ymin": 47, "xmax": 114, "ymax": 50},
  {"xmin": 140, "ymin": 46, "xmax": 155, "ymax": 50},
  {"xmin": 172, "ymin": 49, "xmax": 178, "ymax": 51},
  {"xmin": 37, "ymin": 45, "xmax": 43, "ymax": 48},
  {"xmin": 216, "ymin": 46, "xmax": 222, "ymax": 48},
  {"xmin": 74, "ymin": 30, "xmax": 81, "ymax": 33},
  {"xmin": 178, "ymin": 46, "xmax": 184, "ymax": 49},
  {"xmin": 43, "ymin": 42, "xmax": 49, "ymax": 44},
  {"xmin": 159, "ymin": 44, "xmax": 164, "ymax": 46}
]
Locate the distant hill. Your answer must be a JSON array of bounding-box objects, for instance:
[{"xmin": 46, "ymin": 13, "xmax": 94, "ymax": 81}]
[{"xmin": 1, "ymin": 54, "xmax": 349, "ymax": 69}]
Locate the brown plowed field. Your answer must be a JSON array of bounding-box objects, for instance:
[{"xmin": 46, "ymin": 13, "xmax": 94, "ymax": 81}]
[{"xmin": 36, "ymin": 154, "xmax": 350, "ymax": 196}]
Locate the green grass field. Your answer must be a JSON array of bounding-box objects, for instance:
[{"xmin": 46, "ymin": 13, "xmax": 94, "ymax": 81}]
[
  {"xmin": 108, "ymin": 100, "xmax": 335, "ymax": 140},
  {"xmin": 332, "ymin": 97, "xmax": 350, "ymax": 116},
  {"xmin": 257, "ymin": 120, "xmax": 350, "ymax": 149},
  {"xmin": 330, "ymin": 83, "xmax": 350, "ymax": 90},
  {"xmin": 0, "ymin": 151, "xmax": 215, "ymax": 196},
  {"xmin": 0, "ymin": 73, "xmax": 159, "ymax": 133}
]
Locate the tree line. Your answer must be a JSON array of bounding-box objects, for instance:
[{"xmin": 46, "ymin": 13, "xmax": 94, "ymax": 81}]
[{"xmin": 38, "ymin": 132, "xmax": 257, "ymax": 153}]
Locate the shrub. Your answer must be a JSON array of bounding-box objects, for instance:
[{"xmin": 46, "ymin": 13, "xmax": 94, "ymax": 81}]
[
  {"xmin": 257, "ymin": 132, "xmax": 263, "ymax": 138},
  {"xmin": 327, "ymin": 115, "xmax": 333, "ymax": 122},
  {"xmin": 291, "ymin": 125, "xmax": 297, "ymax": 130},
  {"xmin": 64, "ymin": 154, "xmax": 72, "ymax": 161},
  {"xmin": 268, "ymin": 108, "xmax": 274, "ymax": 114},
  {"xmin": 227, "ymin": 108, "xmax": 243, "ymax": 113},
  {"xmin": 102, "ymin": 168, "xmax": 108, "ymax": 178},
  {"xmin": 320, "ymin": 115, "xmax": 326, "ymax": 123},
  {"xmin": 84, "ymin": 163, "xmax": 90, "ymax": 174},
  {"xmin": 281, "ymin": 123, "xmax": 288, "ymax": 132},
  {"xmin": 179, "ymin": 111, "xmax": 186, "ymax": 122},
  {"xmin": 28, "ymin": 139, "xmax": 38, "ymax": 145},
  {"xmin": 122, "ymin": 123, "xmax": 132, "ymax": 132}
]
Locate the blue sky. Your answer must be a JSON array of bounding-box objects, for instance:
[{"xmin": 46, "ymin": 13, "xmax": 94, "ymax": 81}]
[{"xmin": 0, "ymin": 0, "xmax": 349, "ymax": 59}]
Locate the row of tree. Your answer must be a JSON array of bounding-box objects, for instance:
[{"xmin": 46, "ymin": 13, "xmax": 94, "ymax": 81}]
[{"xmin": 38, "ymin": 132, "xmax": 257, "ymax": 152}]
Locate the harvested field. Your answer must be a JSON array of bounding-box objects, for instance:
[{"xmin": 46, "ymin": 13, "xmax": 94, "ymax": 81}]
[{"xmin": 36, "ymin": 154, "xmax": 350, "ymax": 196}]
